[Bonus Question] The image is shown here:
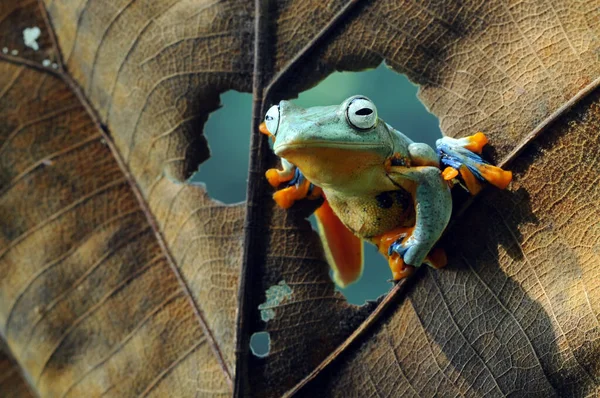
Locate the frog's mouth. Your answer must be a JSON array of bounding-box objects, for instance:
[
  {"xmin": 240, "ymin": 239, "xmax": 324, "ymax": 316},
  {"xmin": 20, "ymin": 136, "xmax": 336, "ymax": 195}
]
[
  {"xmin": 274, "ymin": 140, "xmax": 388, "ymax": 157},
  {"xmin": 275, "ymin": 142, "xmax": 391, "ymax": 187}
]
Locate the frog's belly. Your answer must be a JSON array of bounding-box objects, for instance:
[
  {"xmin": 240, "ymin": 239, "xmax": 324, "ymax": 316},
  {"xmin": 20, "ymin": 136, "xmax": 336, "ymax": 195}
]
[{"xmin": 325, "ymin": 189, "xmax": 415, "ymax": 239}]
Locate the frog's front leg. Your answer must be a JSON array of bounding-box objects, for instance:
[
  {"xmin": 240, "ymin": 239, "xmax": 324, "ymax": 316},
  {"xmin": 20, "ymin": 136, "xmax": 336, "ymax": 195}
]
[
  {"xmin": 266, "ymin": 160, "xmax": 322, "ymax": 209},
  {"xmin": 266, "ymin": 158, "xmax": 295, "ymax": 187},
  {"xmin": 407, "ymin": 142, "xmax": 439, "ymax": 167},
  {"xmin": 386, "ymin": 165, "xmax": 452, "ymax": 272},
  {"xmin": 436, "ymin": 133, "xmax": 512, "ymax": 194}
]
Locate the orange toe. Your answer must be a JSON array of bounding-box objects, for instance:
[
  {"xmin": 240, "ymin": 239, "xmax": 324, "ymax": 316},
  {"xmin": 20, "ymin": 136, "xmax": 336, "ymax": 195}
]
[
  {"xmin": 273, "ymin": 187, "xmax": 297, "ymax": 209},
  {"xmin": 266, "ymin": 168, "xmax": 288, "ymax": 187},
  {"xmin": 271, "ymin": 178, "xmax": 311, "ymax": 209},
  {"xmin": 374, "ymin": 228, "xmax": 447, "ymax": 280},
  {"xmin": 476, "ymin": 164, "xmax": 512, "ymax": 190},
  {"xmin": 373, "ymin": 227, "xmax": 417, "ymax": 281},
  {"xmin": 374, "ymin": 227, "xmax": 414, "ymax": 256},
  {"xmin": 459, "ymin": 165, "xmax": 483, "ymax": 195},
  {"xmin": 389, "ymin": 253, "xmax": 415, "ymax": 280},
  {"xmin": 442, "ymin": 167, "xmax": 459, "ymax": 181},
  {"xmin": 464, "ymin": 132, "xmax": 488, "ymax": 153}
]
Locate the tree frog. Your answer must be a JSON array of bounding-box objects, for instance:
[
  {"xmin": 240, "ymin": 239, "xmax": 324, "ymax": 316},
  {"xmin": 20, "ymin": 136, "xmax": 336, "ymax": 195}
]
[{"xmin": 260, "ymin": 96, "xmax": 512, "ymax": 287}]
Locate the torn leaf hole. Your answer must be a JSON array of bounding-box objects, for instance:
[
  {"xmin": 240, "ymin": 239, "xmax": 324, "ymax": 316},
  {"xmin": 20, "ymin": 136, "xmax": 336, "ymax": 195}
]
[
  {"xmin": 258, "ymin": 280, "xmax": 293, "ymax": 322},
  {"xmin": 189, "ymin": 90, "xmax": 252, "ymax": 204},
  {"xmin": 294, "ymin": 64, "xmax": 442, "ymax": 305},
  {"xmin": 250, "ymin": 332, "xmax": 271, "ymax": 358}
]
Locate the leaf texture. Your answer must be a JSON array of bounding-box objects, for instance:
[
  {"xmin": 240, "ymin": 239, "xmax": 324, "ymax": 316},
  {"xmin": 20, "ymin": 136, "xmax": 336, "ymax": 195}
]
[
  {"xmin": 0, "ymin": 61, "xmax": 231, "ymax": 396},
  {"xmin": 0, "ymin": 339, "xmax": 33, "ymax": 397},
  {"xmin": 299, "ymin": 90, "xmax": 600, "ymax": 397},
  {"xmin": 257, "ymin": 0, "xmax": 600, "ymax": 395},
  {"xmin": 0, "ymin": 0, "xmax": 599, "ymax": 397},
  {"xmin": 0, "ymin": 0, "xmax": 58, "ymax": 66},
  {"xmin": 2, "ymin": 0, "xmax": 378, "ymax": 396}
]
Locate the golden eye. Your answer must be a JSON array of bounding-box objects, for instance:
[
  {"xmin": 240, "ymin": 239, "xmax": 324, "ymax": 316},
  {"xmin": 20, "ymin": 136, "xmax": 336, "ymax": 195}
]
[{"xmin": 346, "ymin": 97, "xmax": 377, "ymax": 130}]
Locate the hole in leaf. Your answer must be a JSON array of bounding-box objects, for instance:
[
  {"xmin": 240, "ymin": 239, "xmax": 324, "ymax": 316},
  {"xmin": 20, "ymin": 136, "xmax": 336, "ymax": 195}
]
[
  {"xmin": 258, "ymin": 280, "xmax": 293, "ymax": 322},
  {"xmin": 295, "ymin": 63, "xmax": 441, "ymax": 147},
  {"xmin": 250, "ymin": 332, "xmax": 271, "ymax": 357},
  {"xmin": 308, "ymin": 214, "xmax": 394, "ymax": 306},
  {"xmin": 192, "ymin": 65, "xmax": 441, "ymax": 305},
  {"xmin": 299, "ymin": 64, "xmax": 442, "ymax": 305},
  {"xmin": 189, "ymin": 90, "xmax": 252, "ymax": 204}
]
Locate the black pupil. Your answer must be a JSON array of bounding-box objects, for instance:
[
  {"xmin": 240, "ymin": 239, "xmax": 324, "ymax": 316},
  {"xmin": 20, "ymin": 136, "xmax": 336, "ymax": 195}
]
[{"xmin": 355, "ymin": 108, "xmax": 373, "ymax": 116}]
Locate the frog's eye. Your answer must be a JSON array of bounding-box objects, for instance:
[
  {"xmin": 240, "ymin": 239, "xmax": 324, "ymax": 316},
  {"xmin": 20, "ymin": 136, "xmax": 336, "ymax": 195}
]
[
  {"xmin": 346, "ymin": 97, "xmax": 377, "ymax": 130},
  {"xmin": 265, "ymin": 105, "xmax": 280, "ymax": 135}
]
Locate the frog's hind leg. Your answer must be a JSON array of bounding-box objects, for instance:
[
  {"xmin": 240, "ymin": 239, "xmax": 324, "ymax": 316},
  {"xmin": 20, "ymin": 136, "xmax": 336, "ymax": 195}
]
[
  {"xmin": 315, "ymin": 200, "xmax": 364, "ymax": 288},
  {"xmin": 373, "ymin": 227, "xmax": 447, "ymax": 281},
  {"xmin": 436, "ymin": 133, "xmax": 512, "ymax": 194}
]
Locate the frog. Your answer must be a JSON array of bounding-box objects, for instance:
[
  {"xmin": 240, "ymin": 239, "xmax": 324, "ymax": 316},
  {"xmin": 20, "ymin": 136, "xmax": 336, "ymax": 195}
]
[{"xmin": 260, "ymin": 95, "xmax": 512, "ymax": 287}]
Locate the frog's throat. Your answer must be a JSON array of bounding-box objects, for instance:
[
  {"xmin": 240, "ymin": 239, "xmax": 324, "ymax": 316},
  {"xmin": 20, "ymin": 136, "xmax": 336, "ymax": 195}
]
[
  {"xmin": 274, "ymin": 140, "xmax": 388, "ymax": 157},
  {"xmin": 276, "ymin": 145, "xmax": 389, "ymax": 189}
]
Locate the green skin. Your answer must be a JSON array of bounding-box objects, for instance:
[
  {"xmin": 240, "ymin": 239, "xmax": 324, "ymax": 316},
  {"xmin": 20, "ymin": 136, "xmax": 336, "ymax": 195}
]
[{"xmin": 268, "ymin": 95, "xmax": 452, "ymax": 267}]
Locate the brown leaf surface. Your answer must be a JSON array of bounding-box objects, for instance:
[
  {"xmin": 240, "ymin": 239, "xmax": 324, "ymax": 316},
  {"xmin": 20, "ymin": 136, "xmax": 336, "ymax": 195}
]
[
  {"xmin": 0, "ymin": 61, "xmax": 231, "ymax": 396},
  {"xmin": 0, "ymin": 339, "xmax": 33, "ymax": 397},
  {"xmin": 2, "ymin": 0, "xmax": 376, "ymax": 396},
  {"xmin": 0, "ymin": 0, "xmax": 58, "ymax": 66},
  {"xmin": 0, "ymin": 0, "xmax": 599, "ymax": 397},
  {"xmin": 261, "ymin": 0, "xmax": 600, "ymax": 395},
  {"xmin": 299, "ymin": 89, "xmax": 600, "ymax": 397}
]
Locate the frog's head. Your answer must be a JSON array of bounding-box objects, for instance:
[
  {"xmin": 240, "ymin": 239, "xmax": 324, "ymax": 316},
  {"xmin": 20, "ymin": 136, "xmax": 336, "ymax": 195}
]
[{"xmin": 263, "ymin": 96, "xmax": 395, "ymax": 187}]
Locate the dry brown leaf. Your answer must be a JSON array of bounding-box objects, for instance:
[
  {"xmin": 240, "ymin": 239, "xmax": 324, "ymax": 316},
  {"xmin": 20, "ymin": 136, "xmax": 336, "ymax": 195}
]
[
  {"xmin": 297, "ymin": 89, "xmax": 600, "ymax": 397},
  {"xmin": 0, "ymin": 339, "xmax": 34, "ymax": 397},
  {"xmin": 1, "ymin": 0, "xmax": 373, "ymax": 396},
  {"xmin": 0, "ymin": 60, "xmax": 232, "ymax": 396},
  {"xmin": 0, "ymin": 0, "xmax": 599, "ymax": 397}
]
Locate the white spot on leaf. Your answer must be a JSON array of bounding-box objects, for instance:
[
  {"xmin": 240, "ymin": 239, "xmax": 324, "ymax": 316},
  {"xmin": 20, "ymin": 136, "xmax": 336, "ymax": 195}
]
[
  {"xmin": 42, "ymin": 59, "xmax": 51, "ymax": 67},
  {"xmin": 11, "ymin": 49, "xmax": 18, "ymax": 56},
  {"xmin": 23, "ymin": 27, "xmax": 41, "ymax": 51},
  {"xmin": 258, "ymin": 280, "xmax": 293, "ymax": 322},
  {"xmin": 2, "ymin": 47, "xmax": 7, "ymax": 54}
]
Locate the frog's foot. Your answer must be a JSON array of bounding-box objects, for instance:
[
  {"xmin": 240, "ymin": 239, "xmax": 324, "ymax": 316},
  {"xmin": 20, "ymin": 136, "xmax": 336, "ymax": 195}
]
[
  {"xmin": 374, "ymin": 227, "xmax": 447, "ymax": 281},
  {"xmin": 436, "ymin": 133, "xmax": 512, "ymax": 195},
  {"xmin": 271, "ymin": 168, "xmax": 322, "ymax": 209},
  {"xmin": 457, "ymin": 131, "xmax": 488, "ymax": 154},
  {"xmin": 388, "ymin": 253, "xmax": 415, "ymax": 280},
  {"xmin": 265, "ymin": 168, "xmax": 294, "ymax": 187},
  {"xmin": 442, "ymin": 166, "xmax": 458, "ymax": 181}
]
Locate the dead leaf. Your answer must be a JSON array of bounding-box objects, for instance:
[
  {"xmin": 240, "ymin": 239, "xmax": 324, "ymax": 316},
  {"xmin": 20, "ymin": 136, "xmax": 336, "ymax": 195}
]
[
  {"xmin": 0, "ymin": 0, "xmax": 599, "ymax": 397},
  {"xmin": 296, "ymin": 89, "xmax": 600, "ymax": 397},
  {"xmin": 0, "ymin": 340, "xmax": 34, "ymax": 397}
]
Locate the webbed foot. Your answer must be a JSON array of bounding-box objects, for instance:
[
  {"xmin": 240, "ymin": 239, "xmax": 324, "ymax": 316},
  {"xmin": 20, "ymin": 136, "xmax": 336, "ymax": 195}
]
[
  {"xmin": 388, "ymin": 253, "xmax": 415, "ymax": 280},
  {"xmin": 269, "ymin": 168, "xmax": 322, "ymax": 209},
  {"xmin": 265, "ymin": 168, "xmax": 294, "ymax": 187},
  {"xmin": 436, "ymin": 132, "xmax": 512, "ymax": 194},
  {"xmin": 373, "ymin": 227, "xmax": 447, "ymax": 281}
]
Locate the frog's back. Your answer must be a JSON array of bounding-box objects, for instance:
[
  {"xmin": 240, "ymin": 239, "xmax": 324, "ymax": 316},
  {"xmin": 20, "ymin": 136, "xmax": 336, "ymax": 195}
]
[{"xmin": 325, "ymin": 188, "xmax": 415, "ymax": 240}]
